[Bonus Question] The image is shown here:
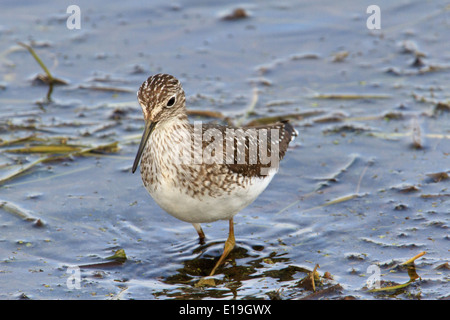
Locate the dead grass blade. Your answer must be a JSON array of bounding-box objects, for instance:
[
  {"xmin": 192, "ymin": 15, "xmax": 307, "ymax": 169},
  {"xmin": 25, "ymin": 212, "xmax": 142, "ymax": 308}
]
[
  {"xmin": 0, "ymin": 141, "xmax": 119, "ymax": 185},
  {"xmin": 313, "ymin": 93, "xmax": 391, "ymax": 100},
  {"xmin": 236, "ymin": 87, "xmax": 259, "ymax": 127},
  {"xmin": 401, "ymin": 251, "xmax": 427, "ymax": 266},
  {"xmin": 5, "ymin": 145, "xmax": 82, "ymax": 154},
  {"xmin": 78, "ymin": 85, "xmax": 133, "ymax": 93},
  {"xmin": 368, "ymin": 252, "xmax": 426, "ymax": 293},
  {"xmin": 0, "ymin": 199, "xmax": 43, "ymax": 226},
  {"xmin": 187, "ymin": 110, "xmax": 226, "ymax": 119},
  {"xmin": 0, "ymin": 158, "xmax": 48, "ymax": 185},
  {"xmin": 18, "ymin": 42, "xmax": 67, "ymax": 86},
  {"xmin": 77, "ymin": 249, "xmax": 127, "ymax": 269},
  {"xmin": 244, "ymin": 111, "xmax": 323, "ymax": 126}
]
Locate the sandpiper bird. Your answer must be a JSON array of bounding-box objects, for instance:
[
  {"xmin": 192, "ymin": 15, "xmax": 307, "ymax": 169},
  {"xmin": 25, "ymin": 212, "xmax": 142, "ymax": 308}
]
[{"xmin": 132, "ymin": 74, "xmax": 296, "ymax": 279}]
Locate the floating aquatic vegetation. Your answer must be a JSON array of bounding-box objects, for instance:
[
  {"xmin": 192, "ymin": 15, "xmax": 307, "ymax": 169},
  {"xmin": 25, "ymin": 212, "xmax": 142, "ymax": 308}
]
[
  {"xmin": 265, "ymin": 100, "xmax": 296, "ymax": 107},
  {"xmin": 322, "ymin": 124, "xmax": 374, "ymax": 135},
  {"xmin": 76, "ymin": 249, "xmax": 127, "ymax": 269},
  {"xmin": 105, "ymin": 249, "xmax": 127, "ymax": 261},
  {"xmin": 391, "ymin": 184, "xmax": 421, "ymax": 193},
  {"xmin": 420, "ymin": 193, "xmax": 450, "ymax": 199},
  {"xmin": 6, "ymin": 145, "xmax": 83, "ymax": 154},
  {"xmin": 0, "ymin": 140, "xmax": 119, "ymax": 185},
  {"xmin": 367, "ymin": 252, "xmax": 426, "ymax": 293},
  {"xmin": 313, "ymin": 112, "xmax": 348, "ymax": 123},
  {"xmin": 383, "ymin": 111, "xmax": 404, "ymax": 120},
  {"xmin": 18, "ymin": 42, "xmax": 68, "ymax": 102}
]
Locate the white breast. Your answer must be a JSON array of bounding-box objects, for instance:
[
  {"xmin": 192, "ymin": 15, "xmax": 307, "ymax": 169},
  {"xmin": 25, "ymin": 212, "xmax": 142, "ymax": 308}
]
[
  {"xmin": 140, "ymin": 119, "xmax": 278, "ymax": 223},
  {"xmin": 147, "ymin": 170, "xmax": 276, "ymax": 223}
]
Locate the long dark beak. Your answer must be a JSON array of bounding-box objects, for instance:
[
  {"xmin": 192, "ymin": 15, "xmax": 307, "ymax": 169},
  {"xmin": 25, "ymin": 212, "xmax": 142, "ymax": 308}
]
[{"xmin": 132, "ymin": 120, "xmax": 157, "ymax": 173}]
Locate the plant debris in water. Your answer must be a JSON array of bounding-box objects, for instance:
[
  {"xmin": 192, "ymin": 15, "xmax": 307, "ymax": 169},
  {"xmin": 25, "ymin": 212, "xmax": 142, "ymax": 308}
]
[
  {"xmin": 0, "ymin": 199, "xmax": 44, "ymax": 226},
  {"xmin": 0, "ymin": 139, "xmax": 119, "ymax": 185},
  {"xmin": 221, "ymin": 8, "xmax": 249, "ymax": 20},
  {"xmin": 18, "ymin": 42, "xmax": 67, "ymax": 86},
  {"xmin": 1, "ymin": 1, "xmax": 448, "ymax": 300},
  {"xmin": 367, "ymin": 252, "xmax": 426, "ymax": 293}
]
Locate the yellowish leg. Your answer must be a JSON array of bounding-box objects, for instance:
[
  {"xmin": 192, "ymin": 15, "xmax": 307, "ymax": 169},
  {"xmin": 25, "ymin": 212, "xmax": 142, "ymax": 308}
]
[
  {"xmin": 192, "ymin": 223, "xmax": 206, "ymax": 244},
  {"xmin": 195, "ymin": 219, "xmax": 235, "ymax": 287},
  {"xmin": 208, "ymin": 218, "xmax": 235, "ymax": 277}
]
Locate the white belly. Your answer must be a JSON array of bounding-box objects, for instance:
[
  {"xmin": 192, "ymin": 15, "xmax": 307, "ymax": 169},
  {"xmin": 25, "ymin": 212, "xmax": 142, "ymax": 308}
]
[
  {"xmin": 139, "ymin": 120, "xmax": 278, "ymax": 223},
  {"xmin": 144, "ymin": 172, "xmax": 275, "ymax": 223}
]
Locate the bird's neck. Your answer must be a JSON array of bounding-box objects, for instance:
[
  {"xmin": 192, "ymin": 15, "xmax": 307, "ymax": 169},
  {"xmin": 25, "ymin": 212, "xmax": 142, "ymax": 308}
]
[
  {"xmin": 148, "ymin": 114, "xmax": 192, "ymax": 157},
  {"xmin": 155, "ymin": 114, "xmax": 189, "ymax": 132}
]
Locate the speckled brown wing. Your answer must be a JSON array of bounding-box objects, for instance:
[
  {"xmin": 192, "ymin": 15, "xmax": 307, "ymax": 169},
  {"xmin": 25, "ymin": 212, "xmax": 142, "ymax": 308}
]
[{"xmin": 198, "ymin": 120, "xmax": 297, "ymax": 178}]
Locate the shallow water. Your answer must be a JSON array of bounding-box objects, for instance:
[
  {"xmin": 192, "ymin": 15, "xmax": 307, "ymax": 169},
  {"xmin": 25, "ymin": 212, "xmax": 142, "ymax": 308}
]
[{"xmin": 0, "ymin": 0, "xmax": 449, "ymax": 299}]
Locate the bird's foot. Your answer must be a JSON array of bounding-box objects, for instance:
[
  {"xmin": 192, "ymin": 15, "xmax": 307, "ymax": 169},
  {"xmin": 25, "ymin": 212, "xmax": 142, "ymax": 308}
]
[{"xmin": 195, "ymin": 276, "xmax": 217, "ymax": 287}]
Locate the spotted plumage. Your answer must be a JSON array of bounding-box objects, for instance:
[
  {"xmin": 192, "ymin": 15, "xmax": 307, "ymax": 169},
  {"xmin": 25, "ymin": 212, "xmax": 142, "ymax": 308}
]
[{"xmin": 132, "ymin": 73, "xmax": 297, "ymax": 278}]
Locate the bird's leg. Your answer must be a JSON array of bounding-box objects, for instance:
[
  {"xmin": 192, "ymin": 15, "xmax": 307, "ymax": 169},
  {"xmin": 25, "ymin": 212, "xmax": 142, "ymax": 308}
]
[
  {"xmin": 192, "ymin": 223, "xmax": 206, "ymax": 244},
  {"xmin": 209, "ymin": 218, "xmax": 235, "ymax": 276}
]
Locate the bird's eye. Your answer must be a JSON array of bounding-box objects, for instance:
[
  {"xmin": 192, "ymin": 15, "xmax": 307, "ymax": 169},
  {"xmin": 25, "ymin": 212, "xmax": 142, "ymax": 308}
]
[{"xmin": 166, "ymin": 96, "xmax": 176, "ymax": 107}]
